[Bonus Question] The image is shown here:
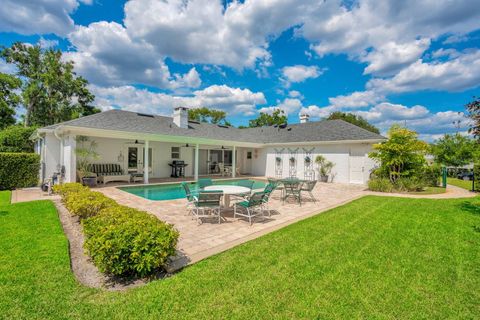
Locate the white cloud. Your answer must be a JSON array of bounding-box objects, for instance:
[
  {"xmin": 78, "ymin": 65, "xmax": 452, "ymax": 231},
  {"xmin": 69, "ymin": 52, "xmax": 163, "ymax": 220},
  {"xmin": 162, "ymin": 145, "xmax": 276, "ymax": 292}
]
[
  {"xmin": 66, "ymin": 21, "xmax": 201, "ymax": 90},
  {"xmin": 38, "ymin": 38, "xmax": 59, "ymax": 49},
  {"xmin": 281, "ymin": 65, "xmax": 323, "ymax": 86},
  {"xmin": 368, "ymin": 49, "xmax": 480, "ymax": 93},
  {"xmin": 123, "ymin": 0, "xmax": 314, "ymax": 70},
  {"xmin": 329, "ymin": 91, "xmax": 382, "ymax": 108},
  {"xmin": 288, "ymin": 90, "xmax": 303, "ymax": 98},
  {"xmin": 361, "ymin": 39, "xmax": 431, "ymax": 76},
  {"xmin": 90, "ymin": 84, "xmax": 266, "ymax": 116},
  {"xmin": 259, "ymin": 98, "xmax": 303, "ymax": 115},
  {"xmin": 443, "ymin": 34, "xmax": 469, "ymax": 44},
  {"xmin": 355, "ymin": 103, "xmax": 430, "ymax": 122},
  {"xmin": 0, "ymin": 0, "xmax": 79, "ymax": 36},
  {"xmin": 297, "ymin": 0, "xmax": 480, "ymax": 75}
]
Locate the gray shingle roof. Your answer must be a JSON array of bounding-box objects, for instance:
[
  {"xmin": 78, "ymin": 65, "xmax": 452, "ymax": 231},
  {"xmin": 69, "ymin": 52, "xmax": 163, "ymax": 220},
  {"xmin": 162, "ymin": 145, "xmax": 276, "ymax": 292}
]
[{"xmin": 41, "ymin": 109, "xmax": 385, "ymax": 144}]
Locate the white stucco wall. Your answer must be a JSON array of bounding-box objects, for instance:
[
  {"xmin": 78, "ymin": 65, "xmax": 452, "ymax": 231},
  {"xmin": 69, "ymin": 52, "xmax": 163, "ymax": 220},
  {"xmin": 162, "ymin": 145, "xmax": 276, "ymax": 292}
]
[
  {"xmin": 42, "ymin": 133, "xmax": 61, "ymax": 182},
  {"xmin": 261, "ymin": 143, "xmax": 376, "ymax": 184}
]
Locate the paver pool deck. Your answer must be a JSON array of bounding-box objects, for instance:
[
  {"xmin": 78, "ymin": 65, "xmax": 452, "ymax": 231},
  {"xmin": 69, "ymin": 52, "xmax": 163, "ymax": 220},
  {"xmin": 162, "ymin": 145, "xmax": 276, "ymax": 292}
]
[{"xmin": 98, "ymin": 182, "xmax": 366, "ymax": 270}]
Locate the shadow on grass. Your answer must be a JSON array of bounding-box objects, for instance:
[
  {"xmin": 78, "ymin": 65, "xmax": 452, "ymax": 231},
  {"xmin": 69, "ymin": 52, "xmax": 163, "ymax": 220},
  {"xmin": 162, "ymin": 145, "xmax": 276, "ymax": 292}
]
[
  {"xmin": 0, "ymin": 210, "xmax": 8, "ymax": 216},
  {"xmin": 458, "ymin": 201, "xmax": 480, "ymax": 215},
  {"xmin": 473, "ymin": 226, "xmax": 480, "ymax": 233}
]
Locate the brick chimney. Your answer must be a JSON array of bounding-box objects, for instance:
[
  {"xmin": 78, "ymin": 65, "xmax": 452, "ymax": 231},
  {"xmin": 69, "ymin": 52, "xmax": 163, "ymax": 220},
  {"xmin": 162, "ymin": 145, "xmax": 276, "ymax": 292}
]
[{"xmin": 173, "ymin": 107, "xmax": 189, "ymax": 128}]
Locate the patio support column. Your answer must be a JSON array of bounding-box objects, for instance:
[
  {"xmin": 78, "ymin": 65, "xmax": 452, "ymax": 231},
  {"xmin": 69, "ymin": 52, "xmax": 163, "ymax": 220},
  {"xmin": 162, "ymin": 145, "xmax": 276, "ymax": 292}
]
[
  {"xmin": 194, "ymin": 143, "xmax": 199, "ymax": 181},
  {"xmin": 144, "ymin": 140, "xmax": 149, "ymax": 184},
  {"xmin": 232, "ymin": 146, "xmax": 236, "ymax": 178}
]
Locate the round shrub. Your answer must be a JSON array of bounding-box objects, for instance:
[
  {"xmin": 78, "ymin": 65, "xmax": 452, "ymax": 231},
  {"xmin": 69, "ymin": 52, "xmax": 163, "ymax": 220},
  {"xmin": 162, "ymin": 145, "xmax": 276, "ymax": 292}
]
[
  {"xmin": 82, "ymin": 206, "xmax": 179, "ymax": 277},
  {"xmin": 368, "ymin": 178, "xmax": 394, "ymax": 192},
  {"xmin": 65, "ymin": 190, "xmax": 117, "ymax": 219}
]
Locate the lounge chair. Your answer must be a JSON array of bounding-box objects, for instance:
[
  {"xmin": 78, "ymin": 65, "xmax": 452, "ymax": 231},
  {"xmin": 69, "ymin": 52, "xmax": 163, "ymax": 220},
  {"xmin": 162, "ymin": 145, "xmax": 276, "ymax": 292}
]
[
  {"xmin": 234, "ymin": 191, "xmax": 265, "ymax": 225},
  {"xmin": 192, "ymin": 190, "xmax": 224, "ymax": 225}
]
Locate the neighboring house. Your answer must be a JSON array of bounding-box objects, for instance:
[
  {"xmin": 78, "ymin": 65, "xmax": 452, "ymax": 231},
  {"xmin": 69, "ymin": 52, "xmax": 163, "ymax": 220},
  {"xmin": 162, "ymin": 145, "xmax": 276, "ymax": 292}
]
[{"xmin": 34, "ymin": 107, "xmax": 385, "ymax": 184}]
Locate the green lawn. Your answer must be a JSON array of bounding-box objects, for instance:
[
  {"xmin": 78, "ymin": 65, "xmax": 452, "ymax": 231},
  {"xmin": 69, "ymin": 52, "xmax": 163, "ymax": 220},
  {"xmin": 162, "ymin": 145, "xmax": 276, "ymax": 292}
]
[
  {"xmin": 448, "ymin": 177, "xmax": 473, "ymax": 191},
  {"xmin": 409, "ymin": 186, "xmax": 446, "ymax": 195},
  {"xmin": 0, "ymin": 190, "xmax": 10, "ymax": 206},
  {"xmin": 1, "ymin": 191, "xmax": 479, "ymax": 319}
]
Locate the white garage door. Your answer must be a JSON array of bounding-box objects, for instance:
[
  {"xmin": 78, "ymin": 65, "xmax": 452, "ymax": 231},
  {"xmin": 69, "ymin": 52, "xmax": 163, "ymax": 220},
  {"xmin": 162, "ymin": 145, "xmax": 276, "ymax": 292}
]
[{"xmin": 349, "ymin": 146, "xmax": 365, "ymax": 184}]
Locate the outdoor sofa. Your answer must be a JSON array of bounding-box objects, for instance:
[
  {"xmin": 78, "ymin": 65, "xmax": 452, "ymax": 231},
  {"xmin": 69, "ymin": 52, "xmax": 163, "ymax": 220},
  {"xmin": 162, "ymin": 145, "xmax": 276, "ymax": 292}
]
[{"xmin": 88, "ymin": 164, "xmax": 131, "ymax": 185}]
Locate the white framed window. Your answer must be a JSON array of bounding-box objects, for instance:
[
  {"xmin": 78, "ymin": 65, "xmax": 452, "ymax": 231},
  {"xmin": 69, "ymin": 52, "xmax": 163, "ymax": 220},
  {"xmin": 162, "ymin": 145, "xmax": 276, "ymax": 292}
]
[{"xmin": 171, "ymin": 147, "xmax": 181, "ymax": 159}]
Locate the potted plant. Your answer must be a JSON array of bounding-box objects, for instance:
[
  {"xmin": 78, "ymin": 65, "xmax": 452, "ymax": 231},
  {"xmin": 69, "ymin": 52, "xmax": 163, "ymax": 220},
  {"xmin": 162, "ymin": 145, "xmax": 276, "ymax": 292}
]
[
  {"xmin": 275, "ymin": 156, "xmax": 282, "ymax": 164},
  {"xmin": 315, "ymin": 155, "xmax": 335, "ymax": 182},
  {"xmin": 304, "ymin": 156, "xmax": 311, "ymax": 164},
  {"xmin": 75, "ymin": 136, "xmax": 99, "ymax": 187},
  {"xmin": 289, "ymin": 157, "xmax": 295, "ymax": 164}
]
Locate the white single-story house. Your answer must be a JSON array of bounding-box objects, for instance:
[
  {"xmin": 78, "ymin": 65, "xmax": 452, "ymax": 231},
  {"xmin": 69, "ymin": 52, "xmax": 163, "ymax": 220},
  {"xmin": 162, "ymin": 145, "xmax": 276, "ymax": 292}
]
[{"xmin": 33, "ymin": 107, "xmax": 385, "ymax": 185}]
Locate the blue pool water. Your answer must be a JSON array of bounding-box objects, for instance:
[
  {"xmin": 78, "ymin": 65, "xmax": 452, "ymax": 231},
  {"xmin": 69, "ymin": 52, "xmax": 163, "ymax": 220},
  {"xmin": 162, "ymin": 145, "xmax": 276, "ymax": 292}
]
[{"xmin": 119, "ymin": 179, "xmax": 266, "ymax": 201}]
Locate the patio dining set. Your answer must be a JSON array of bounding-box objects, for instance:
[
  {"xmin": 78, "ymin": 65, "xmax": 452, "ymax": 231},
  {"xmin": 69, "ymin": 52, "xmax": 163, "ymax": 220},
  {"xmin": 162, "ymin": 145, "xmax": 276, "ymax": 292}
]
[{"xmin": 181, "ymin": 178, "xmax": 318, "ymax": 226}]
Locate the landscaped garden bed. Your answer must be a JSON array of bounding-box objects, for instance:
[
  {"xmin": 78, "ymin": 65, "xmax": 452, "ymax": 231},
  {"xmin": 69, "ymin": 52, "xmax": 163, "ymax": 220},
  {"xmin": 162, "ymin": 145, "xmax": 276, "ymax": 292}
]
[{"xmin": 51, "ymin": 183, "xmax": 179, "ymax": 288}]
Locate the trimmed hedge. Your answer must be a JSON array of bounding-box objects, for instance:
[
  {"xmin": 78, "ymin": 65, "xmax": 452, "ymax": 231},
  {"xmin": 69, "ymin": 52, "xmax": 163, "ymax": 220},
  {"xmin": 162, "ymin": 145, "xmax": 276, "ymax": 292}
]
[
  {"xmin": 64, "ymin": 190, "xmax": 117, "ymax": 219},
  {"xmin": 54, "ymin": 184, "xmax": 179, "ymax": 277},
  {"xmin": 0, "ymin": 126, "xmax": 36, "ymax": 153},
  {"xmin": 83, "ymin": 205, "xmax": 179, "ymax": 277},
  {"xmin": 0, "ymin": 152, "xmax": 40, "ymax": 190},
  {"xmin": 53, "ymin": 183, "xmax": 88, "ymax": 199}
]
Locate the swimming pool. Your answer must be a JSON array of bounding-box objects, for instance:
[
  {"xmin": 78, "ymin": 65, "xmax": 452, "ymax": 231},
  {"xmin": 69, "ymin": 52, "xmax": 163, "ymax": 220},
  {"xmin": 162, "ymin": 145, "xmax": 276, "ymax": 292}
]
[{"xmin": 118, "ymin": 179, "xmax": 266, "ymax": 201}]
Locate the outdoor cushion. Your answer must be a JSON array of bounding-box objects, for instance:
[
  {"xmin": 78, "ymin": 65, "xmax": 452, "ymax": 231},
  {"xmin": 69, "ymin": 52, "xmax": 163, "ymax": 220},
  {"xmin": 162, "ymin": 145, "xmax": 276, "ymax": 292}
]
[{"xmin": 88, "ymin": 163, "xmax": 123, "ymax": 176}]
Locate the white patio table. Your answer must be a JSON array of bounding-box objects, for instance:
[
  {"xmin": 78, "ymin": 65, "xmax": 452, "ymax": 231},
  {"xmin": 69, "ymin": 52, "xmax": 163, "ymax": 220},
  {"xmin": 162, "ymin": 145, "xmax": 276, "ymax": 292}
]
[{"xmin": 203, "ymin": 185, "xmax": 251, "ymax": 208}]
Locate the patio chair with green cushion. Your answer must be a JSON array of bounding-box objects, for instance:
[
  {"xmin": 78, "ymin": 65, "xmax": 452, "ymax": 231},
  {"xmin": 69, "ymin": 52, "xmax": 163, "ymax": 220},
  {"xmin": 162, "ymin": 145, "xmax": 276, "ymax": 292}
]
[
  {"xmin": 268, "ymin": 177, "xmax": 284, "ymax": 198},
  {"xmin": 198, "ymin": 178, "xmax": 213, "ymax": 190},
  {"xmin": 230, "ymin": 179, "xmax": 255, "ymax": 201},
  {"xmin": 192, "ymin": 190, "xmax": 224, "ymax": 225},
  {"xmin": 261, "ymin": 183, "xmax": 277, "ymax": 216},
  {"xmin": 234, "ymin": 191, "xmax": 265, "ymax": 225},
  {"xmin": 301, "ymin": 180, "xmax": 317, "ymax": 203},
  {"xmin": 237, "ymin": 179, "xmax": 254, "ymax": 190},
  {"xmin": 181, "ymin": 182, "xmax": 197, "ymax": 215}
]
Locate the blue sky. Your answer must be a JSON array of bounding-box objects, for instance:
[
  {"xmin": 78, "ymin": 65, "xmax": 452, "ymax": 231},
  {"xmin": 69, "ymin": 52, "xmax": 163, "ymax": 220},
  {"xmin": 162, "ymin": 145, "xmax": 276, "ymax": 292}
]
[{"xmin": 1, "ymin": 0, "xmax": 480, "ymax": 140}]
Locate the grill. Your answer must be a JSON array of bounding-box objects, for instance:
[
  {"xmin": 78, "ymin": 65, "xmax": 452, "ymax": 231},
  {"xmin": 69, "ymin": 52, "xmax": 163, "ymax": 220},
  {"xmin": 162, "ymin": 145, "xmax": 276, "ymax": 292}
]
[{"xmin": 168, "ymin": 160, "xmax": 188, "ymax": 178}]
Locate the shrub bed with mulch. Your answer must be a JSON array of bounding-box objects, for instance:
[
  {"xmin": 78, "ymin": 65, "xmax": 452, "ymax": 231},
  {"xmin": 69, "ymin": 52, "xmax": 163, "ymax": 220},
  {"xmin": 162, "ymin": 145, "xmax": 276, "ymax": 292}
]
[{"xmin": 54, "ymin": 183, "xmax": 179, "ymax": 277}]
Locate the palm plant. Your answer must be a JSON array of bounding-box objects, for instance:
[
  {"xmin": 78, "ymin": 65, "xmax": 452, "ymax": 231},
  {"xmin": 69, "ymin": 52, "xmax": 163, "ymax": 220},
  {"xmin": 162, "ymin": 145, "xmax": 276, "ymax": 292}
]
[
  {"xmin": 315, "ymin": 155, "xmax": 335, "ymax": 182},
  {"xmin": 75, "ymin": 136, "xmax": 99, "ymax": 181}
]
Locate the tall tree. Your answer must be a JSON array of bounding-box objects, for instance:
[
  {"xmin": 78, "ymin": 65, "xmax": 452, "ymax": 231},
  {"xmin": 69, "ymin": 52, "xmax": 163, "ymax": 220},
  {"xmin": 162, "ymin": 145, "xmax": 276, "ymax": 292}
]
[
  {"xmin": 248, "ymin": 109, "xmax": 287, "ymax": 127},
  {"xmin": 431, "ymin": 133, "xmax": 475, "ymax": 167},
  {"xmin": 327, "ymin": 112, "xmax": 380, "ymax": 134},
  {"xmin": 188, "ymin": 107, "xmax": 231, "ymax": 126},
  {"xmin": 369, "ymin": 125, "xmax": 428, "ymax": 183},
  {"xmin": 466, "ymin": 95, "xmax": 480, "ymax": 138},
  {"xmin": 1, "ymin": 42, "xmax": 98, "ymax": 127},
  {"xmin": 0, "ymin": 73, "xmax": 21, "ymax": 129}
]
